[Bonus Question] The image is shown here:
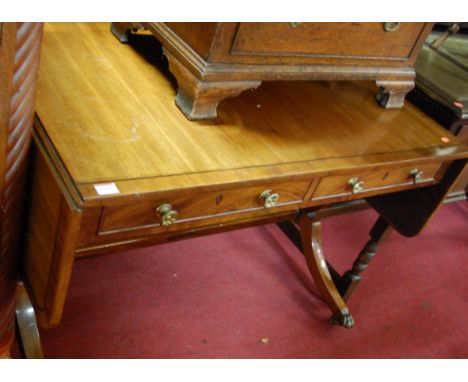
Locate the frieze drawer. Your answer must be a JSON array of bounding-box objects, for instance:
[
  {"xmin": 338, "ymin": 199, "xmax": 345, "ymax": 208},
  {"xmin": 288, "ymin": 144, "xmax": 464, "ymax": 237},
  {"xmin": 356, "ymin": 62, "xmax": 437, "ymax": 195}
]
[
  {"xmin": 311, "ymin": 162, "xmax": 443, "ymax": 201},
  {"xmin": 232, "ymin": 22, "xmax": 426, "ymax": 60},
  {"xmin": 99, "ymin": 179, "xmax": 312, "ymax": 234}
]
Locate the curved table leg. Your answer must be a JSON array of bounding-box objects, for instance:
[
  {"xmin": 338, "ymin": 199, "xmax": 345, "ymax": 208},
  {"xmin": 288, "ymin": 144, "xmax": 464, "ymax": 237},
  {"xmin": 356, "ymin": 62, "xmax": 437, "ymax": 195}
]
[
  {"xmin": 298, "ymin": 212, "xmax": 354, "ymax": 328},
  {"xmin": 15, "ymin": 281, "xmax": 44, "ymax": 358}
]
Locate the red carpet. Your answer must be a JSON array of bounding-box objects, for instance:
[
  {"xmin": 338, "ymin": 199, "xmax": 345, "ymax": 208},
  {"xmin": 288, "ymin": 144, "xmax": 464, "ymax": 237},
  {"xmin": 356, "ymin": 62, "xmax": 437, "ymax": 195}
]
[{"xmin": 15, "ymin": 201, "xmax": 468, "ymax": 358}]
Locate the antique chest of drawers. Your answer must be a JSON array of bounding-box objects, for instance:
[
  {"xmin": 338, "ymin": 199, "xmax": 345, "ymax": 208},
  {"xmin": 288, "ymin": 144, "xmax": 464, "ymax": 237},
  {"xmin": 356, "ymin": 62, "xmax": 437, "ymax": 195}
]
[
  {"xmin": 24, "ymin": 23, "xmax": 468, "ymax": 330},
  {"xmin": 111, "ymin": 22, "xmax": 434, "ymax": 120}
]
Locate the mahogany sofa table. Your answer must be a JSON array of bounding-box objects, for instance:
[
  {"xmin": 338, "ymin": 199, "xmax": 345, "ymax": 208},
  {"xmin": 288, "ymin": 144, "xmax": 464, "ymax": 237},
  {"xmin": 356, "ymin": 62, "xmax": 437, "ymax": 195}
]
[{"xmin": 23, "ymin": 23, "xmax": 468, "ymax": 332}]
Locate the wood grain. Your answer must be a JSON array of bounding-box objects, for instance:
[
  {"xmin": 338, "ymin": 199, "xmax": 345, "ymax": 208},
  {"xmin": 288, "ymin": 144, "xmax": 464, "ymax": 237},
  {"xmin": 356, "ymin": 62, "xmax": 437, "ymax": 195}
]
[
  {"xmin": 232, "ymin": 23, "xmax": 425, "ymax": 60},
  {"xmin": 76, "ymin": 209, "xmax": 297, "ymax": 258},
  {"xmin": 23, "ymin": 144, "xmax": 63, "ymax": 310},
  {"xmin": 36, "ymin": 24, "xmax": 466, "ymax": 196},
  {"xmin": 312, "ymin": 162, "xmax": 442, "ymax": 200},
  {"xmin": 99, "ymin": 178, "xmax": 311, "ymax": 233},
  {"xmin": 151, "ymin": 22, "xmax": 432, "ymax": 67},
  {"xmin": 0, "ymin": 22, "xmax": 42, "ymax": 358},
  {"xmin": 165, "ymin": 22, "xmax": 217, "ymax": 60},
  {"xmin": 137, "ymin": 22, "xmax": 433, "ymax": 118},
  {"xmin": 24, "ymin": 137, "xmax": 82, "ymax": 329}
]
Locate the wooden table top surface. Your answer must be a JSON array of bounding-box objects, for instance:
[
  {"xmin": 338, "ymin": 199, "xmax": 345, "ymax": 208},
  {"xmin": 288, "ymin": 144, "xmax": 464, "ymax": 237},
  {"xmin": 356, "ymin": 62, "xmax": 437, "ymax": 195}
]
[{"xmin": 35, "ymin": 23, "xmax": 468, "ymax": 201}]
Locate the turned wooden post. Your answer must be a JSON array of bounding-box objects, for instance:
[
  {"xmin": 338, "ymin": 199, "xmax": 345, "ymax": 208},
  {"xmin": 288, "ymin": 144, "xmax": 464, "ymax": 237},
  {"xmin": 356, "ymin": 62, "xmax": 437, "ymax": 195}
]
[
  {"xmin": 341, "ymin": 216, "xmax": 392, "ymax": 301},
  {"xmin": 0, "ymin": 23, "xmax": 43, "ymax": 358}
]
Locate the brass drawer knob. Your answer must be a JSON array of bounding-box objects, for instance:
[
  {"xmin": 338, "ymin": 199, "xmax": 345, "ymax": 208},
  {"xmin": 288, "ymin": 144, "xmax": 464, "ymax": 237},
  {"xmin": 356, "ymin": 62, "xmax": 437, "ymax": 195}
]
[
  {"xmin": 156, "ymin": 203, "xmax": 178, "ymax": 226},
  {"xmin": 384, "ymin": 22, "xmax": 400, "ymax": 32},
  {"xmin": 348, "ymin": 177, "xmax": 365, "ymax": 194},
  {"xmin": 259, "ymin": 189, "xmax": 280, "ymax": 208},
  {"xmin": 409, "ymin": 168, "xmax": 424, "ymax": 184}
]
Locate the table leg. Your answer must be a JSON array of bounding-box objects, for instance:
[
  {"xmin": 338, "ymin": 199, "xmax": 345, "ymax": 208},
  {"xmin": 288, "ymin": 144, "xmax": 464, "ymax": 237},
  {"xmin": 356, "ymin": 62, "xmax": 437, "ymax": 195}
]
[
  {"xmin": 298, "ymin": 212, "xmax": 354, "ymax": 328},
  {"xmin": 15, "ymin": 281, "xmax": 44, "ymax": 359}
]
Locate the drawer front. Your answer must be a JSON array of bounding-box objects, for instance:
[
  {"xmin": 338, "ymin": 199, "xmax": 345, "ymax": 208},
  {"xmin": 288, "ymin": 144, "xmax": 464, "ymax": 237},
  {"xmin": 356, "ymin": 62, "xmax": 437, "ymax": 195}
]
[
  {"xmin": 311, "ymin": 163, "xmax": 442, "ymax": 201},
  {"xmin": 100, "ymin": 179, "xmax": 312, "ymax": 233},
  {"xmin": 232, "ymin": 22, "xmax": 425, "ymax": 60}
]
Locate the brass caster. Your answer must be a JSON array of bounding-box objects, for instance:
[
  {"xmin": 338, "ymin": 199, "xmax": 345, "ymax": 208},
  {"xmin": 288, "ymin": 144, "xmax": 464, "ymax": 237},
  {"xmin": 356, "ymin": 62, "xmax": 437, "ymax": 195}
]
[
  {"xmin": 329, "ymin": 313, "xmax": 355, "ymax": 329},
  {"xmin": 341, "ymin": 313, "xmax": 355, "ymax": 329}
]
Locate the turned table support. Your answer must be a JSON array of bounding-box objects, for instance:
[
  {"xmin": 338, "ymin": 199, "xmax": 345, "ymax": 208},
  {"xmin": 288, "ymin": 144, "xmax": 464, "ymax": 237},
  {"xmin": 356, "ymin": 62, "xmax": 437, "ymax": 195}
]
[{"xmin": 340, "ymin": 216, "xmax": 391, "ymax": 301}]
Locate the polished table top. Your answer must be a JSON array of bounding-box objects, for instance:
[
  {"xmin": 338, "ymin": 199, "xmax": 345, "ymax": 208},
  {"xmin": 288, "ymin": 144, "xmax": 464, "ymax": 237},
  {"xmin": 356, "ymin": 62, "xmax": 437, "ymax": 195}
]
[{"xmin": 35, "ymin": 23, "xmax": 467, "ymax": 205}]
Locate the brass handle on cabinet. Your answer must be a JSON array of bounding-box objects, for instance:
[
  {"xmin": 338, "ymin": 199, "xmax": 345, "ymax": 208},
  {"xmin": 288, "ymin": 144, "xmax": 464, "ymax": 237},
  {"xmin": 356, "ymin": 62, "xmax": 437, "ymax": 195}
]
[
  {"xmin": 259, "ymin": 190, "xmax": 280, "ymax": 208},
  {"xmin": 409, "ymin": 168, "xmax": 424, "ymax": 184},
  {"xmin": 384, "ymin": 22, "xmax": 400, "ymax": 32},
  {"xmin": 348, "ymin": 177, "xmax": 365, "ymax": 194},
  {"xmin": 156, "ymin": 203, "xmax": 178, "ymax": 226}
]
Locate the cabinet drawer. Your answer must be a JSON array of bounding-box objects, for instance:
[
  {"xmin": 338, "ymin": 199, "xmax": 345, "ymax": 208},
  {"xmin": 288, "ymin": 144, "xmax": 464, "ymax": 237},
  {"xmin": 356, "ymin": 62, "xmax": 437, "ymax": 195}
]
[
  {"xmin": 232, "ymin": 22, "xmax": 425, "ymax": 60},
  {"xmin": 312, "ymin": 163, "xmax": 442, "ymax": 201},
  {"xmin": 100, "ymin": 179, "xmax": 312, "ymax": 233}
]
